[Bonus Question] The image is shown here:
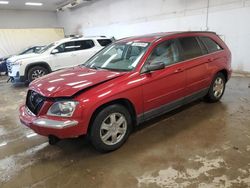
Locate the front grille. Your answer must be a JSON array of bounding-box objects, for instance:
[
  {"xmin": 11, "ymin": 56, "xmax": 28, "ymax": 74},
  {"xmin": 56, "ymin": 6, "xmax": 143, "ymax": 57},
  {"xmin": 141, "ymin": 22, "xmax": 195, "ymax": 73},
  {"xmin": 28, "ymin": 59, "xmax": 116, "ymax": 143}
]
[
  {"xmin": 26, "ymin": 90, "xmax": 45, "ymax": 115},
  {"xmin": 6, "ymin": 60, "xmax": 12, "ymax": 73}
]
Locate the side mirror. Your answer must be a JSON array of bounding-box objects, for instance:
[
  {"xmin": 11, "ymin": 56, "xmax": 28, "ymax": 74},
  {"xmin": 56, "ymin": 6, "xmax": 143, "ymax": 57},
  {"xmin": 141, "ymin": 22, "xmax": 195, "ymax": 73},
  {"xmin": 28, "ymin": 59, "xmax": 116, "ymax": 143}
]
[
  {"xmin": 144, "ymin": 62, "xmax": 165, "ymax": 73},
  {"xmin": 51, "ymin": 49, "xmax": 59, "ymax": 54}
]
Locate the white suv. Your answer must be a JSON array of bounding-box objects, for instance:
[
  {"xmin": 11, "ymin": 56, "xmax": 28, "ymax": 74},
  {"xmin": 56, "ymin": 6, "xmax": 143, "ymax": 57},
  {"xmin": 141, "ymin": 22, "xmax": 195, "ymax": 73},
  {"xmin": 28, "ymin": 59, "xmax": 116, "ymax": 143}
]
[{"xmin": 7, "ymin": 36, "xmax": 113, "ymax": 83}]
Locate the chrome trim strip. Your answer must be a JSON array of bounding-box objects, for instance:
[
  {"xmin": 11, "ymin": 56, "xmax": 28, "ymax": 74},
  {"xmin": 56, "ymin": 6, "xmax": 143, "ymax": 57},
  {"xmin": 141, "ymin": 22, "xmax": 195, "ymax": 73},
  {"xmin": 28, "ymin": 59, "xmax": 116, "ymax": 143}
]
[{"xmin": 33, "ymin": 118, "xmax": 78, "ymax": 129}]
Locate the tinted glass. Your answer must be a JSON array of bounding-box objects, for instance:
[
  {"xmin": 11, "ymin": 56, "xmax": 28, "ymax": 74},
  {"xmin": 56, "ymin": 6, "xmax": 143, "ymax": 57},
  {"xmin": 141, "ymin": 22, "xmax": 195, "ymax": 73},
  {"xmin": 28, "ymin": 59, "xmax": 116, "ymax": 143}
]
[
  {"xmin": 200, "ymin": 37, "xmax": 222, "ymax": 53},
  {"xmin": 64, "ymin": 42, "xmax": 77, "ymax": 52},
  {"xmin": 55, "ymin": 42, "xmax": 76, "ymax": 53},
  {"xmin": 38, "ymin": 43, "xmax": 55, "ymax": 54},
  {"xmin": 147, "ymin": 40, "xmax": 180, "ymax": 66},
  {"xmin": 179, "ymin": 37, "xmax": 203, "ymax": 60},
  {"xmin": 54, "ymin": 40, "xmax": 95, "ymax": 53},
  {"xmin": 97, "ymin": 39, "xmax": 112, "ymax": 46},
  {"xmin": 55, "ymin": 44, "xmax": 64, "ymax": 53},
  {"xmin": 75, "ymin": 40, "xmax": 95, "ymax": 50}
]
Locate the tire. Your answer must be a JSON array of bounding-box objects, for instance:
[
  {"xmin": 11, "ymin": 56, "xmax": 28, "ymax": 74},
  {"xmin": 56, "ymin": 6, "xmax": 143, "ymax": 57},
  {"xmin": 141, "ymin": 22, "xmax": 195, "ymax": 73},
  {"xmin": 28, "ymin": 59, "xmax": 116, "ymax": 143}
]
[
  {"xmin": 89, "ymin": 104, "xmax": 132, "ymax": 152},
  {"xmin": 27, "ymin": 66, "xmax": 48, "ymax": 83},
  {"xmin": 205, "ymin": 72, "xmax": 226, "ymax": 103}
]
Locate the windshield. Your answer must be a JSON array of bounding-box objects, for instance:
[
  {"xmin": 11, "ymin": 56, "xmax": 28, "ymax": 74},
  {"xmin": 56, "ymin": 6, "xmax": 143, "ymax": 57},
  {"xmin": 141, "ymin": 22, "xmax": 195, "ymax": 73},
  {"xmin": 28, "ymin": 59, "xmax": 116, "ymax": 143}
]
[
  {"xmin": 17, "ymin": 47, "xmax": 32, "ymax": 55},
  {"xmin": 19, "ymin": 48, "xmax": 31, "ymax": 55},
  {"xmin": 84, "ymin": 41, "xmax": 149, "ymax": 71},
  {"xmin": 36, "ymin": 43, "xmax": 55, "ymax": 54},
  {"xmin": 19, "ymin": 46, "xmax": 44, "ymax": 55}
]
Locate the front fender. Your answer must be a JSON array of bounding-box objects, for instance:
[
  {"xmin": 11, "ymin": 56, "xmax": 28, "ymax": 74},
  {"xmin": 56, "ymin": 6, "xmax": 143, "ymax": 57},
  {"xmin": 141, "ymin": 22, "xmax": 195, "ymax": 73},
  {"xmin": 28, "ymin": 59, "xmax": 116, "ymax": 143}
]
[{"xmin": 24, "ymin": 62, "xmax": 52, "ymax": 78}]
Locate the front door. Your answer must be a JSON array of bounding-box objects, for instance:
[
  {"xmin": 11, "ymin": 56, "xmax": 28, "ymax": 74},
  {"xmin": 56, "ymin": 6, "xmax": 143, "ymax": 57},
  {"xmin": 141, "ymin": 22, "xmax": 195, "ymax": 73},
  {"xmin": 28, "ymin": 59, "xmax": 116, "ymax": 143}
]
[
  {"xmin": 51, "ymin": 41, "xmax": 79, "ymax": 71},
  {"xmin": 141, "ymin": 39, "xmax": 186, "ymax": 120}
]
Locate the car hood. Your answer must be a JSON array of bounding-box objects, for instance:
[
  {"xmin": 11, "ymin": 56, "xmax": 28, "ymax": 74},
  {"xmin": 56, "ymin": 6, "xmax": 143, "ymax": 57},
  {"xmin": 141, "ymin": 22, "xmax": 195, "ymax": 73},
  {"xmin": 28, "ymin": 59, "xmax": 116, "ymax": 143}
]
[
  {"xmin": 7, "ymin": 53, "xmax": 38, "ymax": 62},
  {"xmin": 29, "ymin": 66, "xmax": 126, "ymax": 98}
]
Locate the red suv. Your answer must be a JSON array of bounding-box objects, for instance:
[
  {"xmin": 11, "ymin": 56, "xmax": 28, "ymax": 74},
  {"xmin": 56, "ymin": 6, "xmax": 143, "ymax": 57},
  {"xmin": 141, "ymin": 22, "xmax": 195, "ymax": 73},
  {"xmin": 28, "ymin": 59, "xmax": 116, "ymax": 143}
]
[{"xmin": 20, "ymin": 31, "xmax": 232, "ymax": 152}]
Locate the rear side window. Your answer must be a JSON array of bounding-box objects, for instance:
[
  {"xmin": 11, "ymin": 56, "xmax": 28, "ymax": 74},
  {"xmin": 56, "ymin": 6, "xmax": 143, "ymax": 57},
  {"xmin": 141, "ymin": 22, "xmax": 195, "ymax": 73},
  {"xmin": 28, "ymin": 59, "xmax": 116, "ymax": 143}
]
[
  {"xmin": 97, "ymin": 39, "xmax": 112, "ymax": 47},
  {"xmin": 200, "ymin": 36, "xmax": 222, "ymax": 53},
  {"xmin": 178, "ymin": 37, "xmax": 203, "ymax": 60},
  {"xmin": 75, "ymin": 40, "xmax": 95, "ymax": 50}
]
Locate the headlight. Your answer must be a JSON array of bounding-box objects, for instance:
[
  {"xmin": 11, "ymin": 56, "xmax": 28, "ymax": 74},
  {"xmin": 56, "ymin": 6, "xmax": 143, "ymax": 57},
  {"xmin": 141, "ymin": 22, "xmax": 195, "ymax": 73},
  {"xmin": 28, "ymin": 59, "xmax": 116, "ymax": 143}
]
[{"xmin": 47, "ymin": 101, "xmax": 78, "ymax": 117}]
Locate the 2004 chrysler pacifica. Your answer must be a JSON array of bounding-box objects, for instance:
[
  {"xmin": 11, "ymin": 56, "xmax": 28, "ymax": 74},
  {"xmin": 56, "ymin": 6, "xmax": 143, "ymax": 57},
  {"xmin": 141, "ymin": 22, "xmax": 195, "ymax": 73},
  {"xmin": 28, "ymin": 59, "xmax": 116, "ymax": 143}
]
[{"xmin": 20, "ymin": 31, "xmax": 232, "ymax": 152}]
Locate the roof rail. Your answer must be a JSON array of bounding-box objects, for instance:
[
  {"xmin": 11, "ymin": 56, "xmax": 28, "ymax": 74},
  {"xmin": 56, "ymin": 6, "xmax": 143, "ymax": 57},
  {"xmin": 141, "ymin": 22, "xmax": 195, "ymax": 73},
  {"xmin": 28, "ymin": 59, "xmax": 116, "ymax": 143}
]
[
  {"xmin": 84, "ymin": 35, "xmax": 108, "ymax": 38},
  {"xmin": 178, "ymin": 31, "xmax": 216, "ymax": 34},
  {"xmin": 71, "ymin": 35, "xmax": 83, "ymax": 39}
]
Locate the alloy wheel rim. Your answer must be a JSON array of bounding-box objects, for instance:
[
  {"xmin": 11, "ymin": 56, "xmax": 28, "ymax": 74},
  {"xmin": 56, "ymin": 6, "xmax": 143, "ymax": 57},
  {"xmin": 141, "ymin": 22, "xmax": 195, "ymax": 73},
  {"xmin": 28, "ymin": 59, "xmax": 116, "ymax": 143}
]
[
  {"xmin": 31, "ymin": 69, "xmax": 45, "ymax": 80},
  {"xmin": 213, "ymin": 77, "xmax": 224, "ymax": 98},
  {"xmin": 100, "ymin": 112, "xmax": 127, "ymax": 146}
]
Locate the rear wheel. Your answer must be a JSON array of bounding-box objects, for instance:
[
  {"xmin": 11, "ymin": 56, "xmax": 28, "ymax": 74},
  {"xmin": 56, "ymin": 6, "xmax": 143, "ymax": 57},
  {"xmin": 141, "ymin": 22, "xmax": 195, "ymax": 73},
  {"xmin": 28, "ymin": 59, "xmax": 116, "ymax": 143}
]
[
  {"xmin": 27, "ymin": 66, "xmax": 48, "ymax": 83},
  {"xmin": 89, "ymin": 104, "xmax": 132, "ymax": 152},
  {"xmin": 205, "ymin": 72, "xmax": 226, "ymax": 103}
]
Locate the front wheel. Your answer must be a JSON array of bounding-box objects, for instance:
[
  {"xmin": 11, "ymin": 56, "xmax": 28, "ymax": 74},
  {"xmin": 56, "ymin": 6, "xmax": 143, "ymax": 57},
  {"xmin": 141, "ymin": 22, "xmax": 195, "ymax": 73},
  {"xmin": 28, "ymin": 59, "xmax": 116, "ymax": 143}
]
[
  {"xmin": 89, "ymin": 104, "xmax": 132, "ymax": 152},
  {"xmin": 205, "ymin": 72, "xmax": 226, "ymax": 103},
  {"xmin": 27, "ymin": 66, "xmax": 48, "ymax": 83}
]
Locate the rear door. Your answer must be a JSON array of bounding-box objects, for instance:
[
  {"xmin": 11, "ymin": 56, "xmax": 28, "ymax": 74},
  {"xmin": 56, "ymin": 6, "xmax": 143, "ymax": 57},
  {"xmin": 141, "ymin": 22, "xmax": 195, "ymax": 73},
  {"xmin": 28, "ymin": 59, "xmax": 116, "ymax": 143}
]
[
  {"xmin": 198, "ymin": 36, "xmax": 225, "ymax": 79},
  {"xmin": 141, "ymin": 39, "xmax": 186, "ymax": 120},
  {"xmin": 74, "ymin": 40, "xmax": 100, "ymax": 64},
  {"xmin": 177, "ymin": 36, "xmax": 210, "ymax": 98}
]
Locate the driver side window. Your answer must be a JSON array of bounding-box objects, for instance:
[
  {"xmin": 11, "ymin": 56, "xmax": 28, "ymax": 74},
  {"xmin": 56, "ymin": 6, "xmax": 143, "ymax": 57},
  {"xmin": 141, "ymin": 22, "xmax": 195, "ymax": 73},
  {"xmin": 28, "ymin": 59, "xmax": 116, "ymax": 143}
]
[
  {"xmin": 55, "ymin": 44, "xmax": 65, "ymax": 53},
  {"xmin": 55, "ymin": 42, "xmax": 76, "ymax": 53},
  {"xmin": 147, "ymin": 40, "xmax": 180, "ymax": 66}
]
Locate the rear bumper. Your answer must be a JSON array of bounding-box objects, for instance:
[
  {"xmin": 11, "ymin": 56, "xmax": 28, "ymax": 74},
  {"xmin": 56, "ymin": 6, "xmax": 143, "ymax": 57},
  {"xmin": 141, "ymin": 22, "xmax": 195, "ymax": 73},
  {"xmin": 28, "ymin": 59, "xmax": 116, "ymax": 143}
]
[{"xmin": 19, "ymin": 105, "xmax": 83, "ymax": 139}]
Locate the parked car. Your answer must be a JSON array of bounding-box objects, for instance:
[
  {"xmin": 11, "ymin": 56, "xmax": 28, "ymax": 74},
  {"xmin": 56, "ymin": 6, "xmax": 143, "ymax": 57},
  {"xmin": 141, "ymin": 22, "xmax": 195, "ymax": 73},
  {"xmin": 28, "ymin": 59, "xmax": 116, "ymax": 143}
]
[
  {"xmin": 19, "ymin": 31, "xmax": 232, "ymax": 152},
  {"xmin": 1, "ymin": 46, "xmax": 44, "ymax": 75},
  {"xmin": 7, "ymin": 36, "xmax": 113, "ymax": 83},
  {"xmin": 0, "ymin": 57, "xmax": 8, "ymax": 74}
]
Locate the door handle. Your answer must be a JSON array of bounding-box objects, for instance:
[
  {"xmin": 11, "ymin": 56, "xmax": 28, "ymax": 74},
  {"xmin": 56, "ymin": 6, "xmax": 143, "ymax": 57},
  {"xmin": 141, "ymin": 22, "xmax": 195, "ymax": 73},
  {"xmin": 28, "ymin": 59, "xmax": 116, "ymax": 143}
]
[{"xmin": 174, "ymin": 68, "xmax": 184, "ymax": 73}]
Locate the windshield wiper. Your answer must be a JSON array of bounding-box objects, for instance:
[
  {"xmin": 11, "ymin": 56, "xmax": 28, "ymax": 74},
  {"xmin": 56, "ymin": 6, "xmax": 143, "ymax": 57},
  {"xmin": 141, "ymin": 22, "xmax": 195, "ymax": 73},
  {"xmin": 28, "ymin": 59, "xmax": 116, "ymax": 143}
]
[
  {"xmin": 88, "ymin": 65, "xmax": 101, "ymax": 70},
  {"xmin": 100, "ymin": 67, "xmax": 130, "ymax": 72}
]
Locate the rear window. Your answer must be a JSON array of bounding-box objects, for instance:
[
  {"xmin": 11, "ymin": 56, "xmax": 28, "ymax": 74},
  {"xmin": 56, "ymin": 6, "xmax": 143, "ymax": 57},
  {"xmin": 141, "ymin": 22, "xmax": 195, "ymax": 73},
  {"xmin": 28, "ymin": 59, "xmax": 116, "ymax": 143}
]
[
  {"xmin": 97, "ymin": 39, "xmax": 112, "ymax": 47},
  {"xmin": 178, "ymin": 37, "xmax": 203, "ymax": 60},
  {"xmin": 200, "ymin": 36, "xmax": 222, "ymax": 53}
]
